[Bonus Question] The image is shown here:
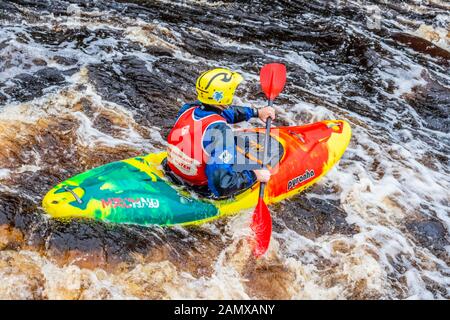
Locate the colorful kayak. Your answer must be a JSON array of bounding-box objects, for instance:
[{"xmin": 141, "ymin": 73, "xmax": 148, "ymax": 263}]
[{"xmin": 42, "ymin": 120, "xmax": 351, "ymax": 226}]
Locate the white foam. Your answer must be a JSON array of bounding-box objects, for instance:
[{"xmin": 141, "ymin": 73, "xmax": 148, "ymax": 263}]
[{"xmin": 0, "ymin": 169, "xmax": 11, "ymax": 179}]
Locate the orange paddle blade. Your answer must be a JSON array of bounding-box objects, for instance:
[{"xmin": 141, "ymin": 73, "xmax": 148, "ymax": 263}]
[
  {"xmin": 251, "ymin": 197, "xmax": 272, "ymax": 257},
  {"xmin": 260, "ymin": 63, "xmax": 287, "ymax": 101}
]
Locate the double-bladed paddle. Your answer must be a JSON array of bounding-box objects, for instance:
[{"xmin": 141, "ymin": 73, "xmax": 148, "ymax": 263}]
[{"xmin": 251, "ymin": 63, "xmax": 287, "ymax": 257}]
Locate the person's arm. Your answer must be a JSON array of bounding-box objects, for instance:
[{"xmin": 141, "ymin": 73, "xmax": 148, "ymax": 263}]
[
  {"xmin": 221, "ymin": 106, "xmax": 276, "ymax": 124},
  {"xmin": 221, "ymin": 106, "xmax": 258, "ymax": 124},
  {"xmin": 203, "ymin": 123, "xmax": 257, "ymax": 197}
]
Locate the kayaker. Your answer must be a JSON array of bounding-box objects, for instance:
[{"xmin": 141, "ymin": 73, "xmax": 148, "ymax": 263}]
[{"xmin": 165, "ymin": 68, "xmax": 275, "ymax": 198}]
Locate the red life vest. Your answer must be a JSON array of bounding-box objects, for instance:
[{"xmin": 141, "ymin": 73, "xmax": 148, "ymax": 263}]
[{"xmin": 167, "ymin": 107, "xmax": 226, "ymax": 186}]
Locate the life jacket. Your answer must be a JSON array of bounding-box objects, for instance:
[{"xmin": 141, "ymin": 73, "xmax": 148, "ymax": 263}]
[{"xmin": 167, "ymin": 106, "xmax": 226, "ymax": 186}]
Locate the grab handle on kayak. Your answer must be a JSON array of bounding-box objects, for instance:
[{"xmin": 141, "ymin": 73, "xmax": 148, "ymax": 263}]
[
  {"xmin": 288, "ymin": 130, "xmax": 305, "ymax": 143},
  {"xmin": 327, "ymin": 121, "xmax": 344, "ymax": 133},
  {"xmin": 327, "ymin": 123, "xmax": 340, "ymax": 129},
  {"xmin": 63, "ymin": 186, "xmax": 83, "ymax": 204}
]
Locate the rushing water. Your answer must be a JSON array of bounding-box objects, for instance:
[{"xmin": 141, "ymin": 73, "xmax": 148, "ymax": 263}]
[{"xmin": 0, "ymin": 0, "xmax": 449, "ymax": 299}]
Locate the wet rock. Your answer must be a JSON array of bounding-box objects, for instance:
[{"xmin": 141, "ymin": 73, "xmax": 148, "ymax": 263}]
[
  {"xmin": 419, "ymin": 151, "xmax": 450, "ymax": 171},
  {"xmin": 422, "ymin": 276, "xmax": 449, "ymax": 299},
  {"xmin": 0, "ymin": 1, "xmax": 16, "ymax": 12},
  {"xmin": 87, "ymin": 56, "xmax": 168, "ymax": 126},
  {"xmin": 34, "ymin": 67, "xmax": 66, "ymax": 83},
  {"xmin": 0, "ymin": 39, "xmax": 9, "ymax": 51},
  {"xmin": 61, "ymin": 67, "xmax": 79, "ymax": 76},
  {"xmin": 42, "ymin": 218, "xmax": 224, "ymax": 275},
  {"xmin": 15, "ymin": 32, "xmax": 31, "ymax": 44},
  {"xmin": 87, "ymin": 55, "xmax": 204, "ymax": 136},
  {"xmin": 404, "ymin": 75, "xmax": 450, "ymax": 133},
  {"xmin": 0, "ymin": 225, "xmax": 24, "ymax": 250},
  {"xmin": 0, "ymin": 92, "xmax": 6, "ymax": 104},
  {"xmin": 11, "ymin": 170, "xmax": 65, "ymax": 200},
  {"xmin": 53, "ymin": 55, "xmax": 78, "ymax": 66},
  {"xmin": 29, "ymin": 26, "xmax": 122, "ymax": 50},
  {"xmin": 392, "ymin": 32, "xmax": 450, "ymax": 61},
  {"xmin": 45, "ymin": 220, "xmax": 142, "ymax": 266},
  {"xmin": 0, "ymin": 193, "xmax": 39, "ymax": 237},
  {"xmin": 3, "ymin": 67, "xmax": 66, "ymax": 102},
  {"xmin": 406, "ymin": 219, "xmax": 449, "ymax": 258},
  {"xmin": 342, "ymin": 96, "xmax": 394, "ymax": 123},
  {"xmin": 344, "ymin": 38, "xmax": 382, "ymax": 71},
  {"xmin": 181, "ymin": 30, "xmax": 263, "ymax": 63},
  {"xmin": 32, "ymin": 58, "xmax": 47, "ymax": 66},
  {"xmin": 273, "ymin": 191, "xmax": 359, "ymax": 239},
  {"xmin": 144, "ymin": 46, "xmax": 173, "ymax": 57}
]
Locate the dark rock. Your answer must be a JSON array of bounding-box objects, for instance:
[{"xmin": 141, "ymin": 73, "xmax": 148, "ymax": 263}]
[
  {"xmin": 3, "ymin": 67, "xmax": 66, "ymax": 102},
  {"xmin": 0, "ymin": 92, "xmax": 6, "ymax": 104},
  {"xmin": 32, "ymin": 58, "xmax": 47, "ymax": 66},
  {"xmin": 273, "ymin": 191, "xmax": 359, "ymax": 239},
  {"xmin": 144, "ymin": 46, "xmax": 173, "ymax": 57},
  {"xmin": 0, "ymin": 192, "xmax": 38, "ymax": 231},
  {"xmin": 87, "ymin": 55, "xmax": 204, "ymax": 137},
  {"xmin": 404, "ymin": 74, "xmax": 450, "ymax": 134},
  {"xmin": 392, "ymin": 32, "xmax": 450, "ymax": 61},
  {"xmin": 53, "ymin": 55, "xmax": 78, "ymax": 66},
  {"xmin": 0, "ymin": 39, "xmax": 9, "ymax": 51},
  {"xmin": 34, "ymin": 67, "xmax": 66, "ymax": 83},
  {"xmin": 180, "ymin": 30, "xmax": 262, "ymax": 63},
  {"xmin": 62, "ymin": 67, "xmax": 80, "ymax": 76},
  {"xmin": 29, "ymin": 26, "xmax": 120, "ymax": 49},
  {"xmin": 406, "ymin": 219, "xmax": 450, "ymax": 257}
]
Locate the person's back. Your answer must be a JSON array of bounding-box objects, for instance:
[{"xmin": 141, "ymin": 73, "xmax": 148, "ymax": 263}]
[{"xmin": 166, "ymin": 68, "xmax": 274, "ymax": 198}]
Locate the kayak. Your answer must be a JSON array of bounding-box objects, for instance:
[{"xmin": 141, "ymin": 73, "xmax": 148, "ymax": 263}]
[{"xmin": 42, "ymin": 120, "xmax": 351, "ymax": 226}]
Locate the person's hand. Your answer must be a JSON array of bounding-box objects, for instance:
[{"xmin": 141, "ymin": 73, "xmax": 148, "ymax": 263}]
[
  {"xmin": 257, "ymin": 107, "xmax": 275, "ymax": 123},
  {"xmin": 253, "ymin": 169, "xmax": 271, "ymax": 183}
]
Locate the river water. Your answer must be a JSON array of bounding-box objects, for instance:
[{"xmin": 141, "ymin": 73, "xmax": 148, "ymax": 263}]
[{"xmin": 0, "ymin": 0, "xmax": 449, "ymax": 299}]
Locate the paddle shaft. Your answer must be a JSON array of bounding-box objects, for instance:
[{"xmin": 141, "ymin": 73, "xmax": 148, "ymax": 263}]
[
  {"xmin": 258, "ymin": 100, "xmax": 273, "ymax": 199},
  {"xmin": 251, "ymin": 63, "xmax": 286, "ymax": 257}
]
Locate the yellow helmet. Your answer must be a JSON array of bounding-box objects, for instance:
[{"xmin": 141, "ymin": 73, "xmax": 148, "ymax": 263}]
[{"xmin": 196, "ymin": 68, "xmax": 243, "ymax": 106}]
